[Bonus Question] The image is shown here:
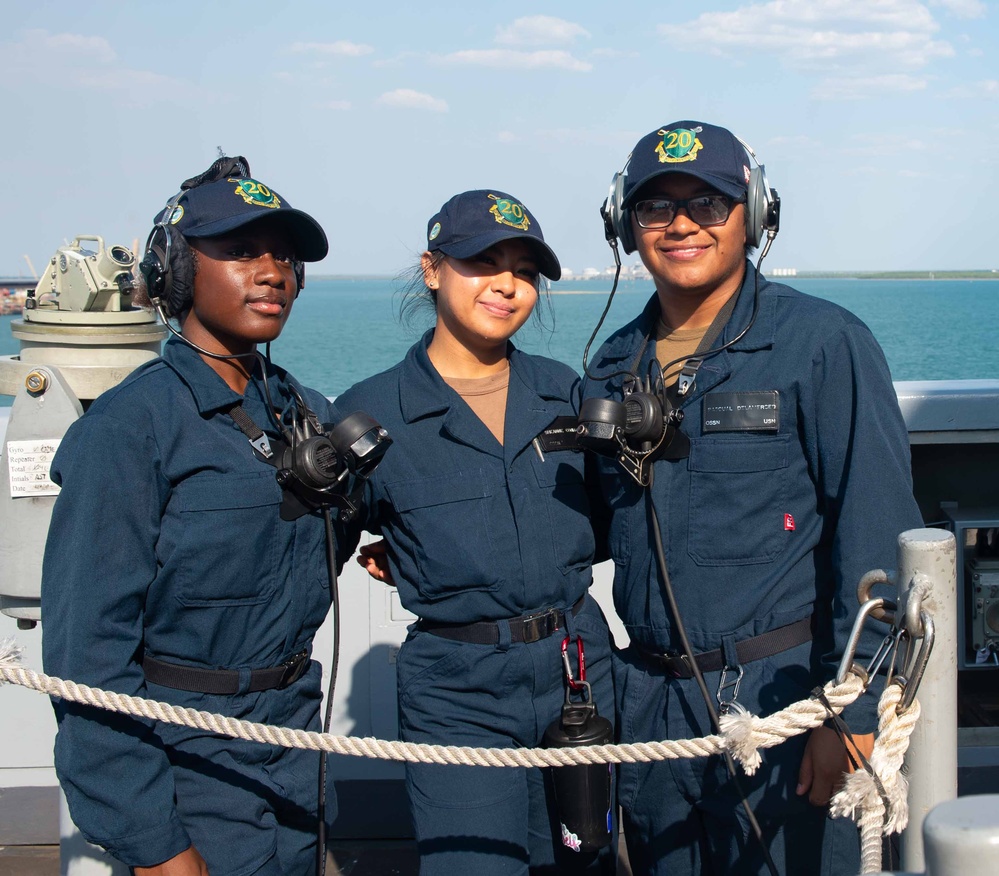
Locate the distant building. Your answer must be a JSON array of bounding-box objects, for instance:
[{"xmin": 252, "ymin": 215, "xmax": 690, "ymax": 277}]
[{"xmin": 768, "ymin": 267, "xmax": 798, "ymax": 277}]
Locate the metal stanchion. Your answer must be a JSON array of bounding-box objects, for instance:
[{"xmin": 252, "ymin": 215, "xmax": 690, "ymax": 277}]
[
  {"xmin": 896, "ymin": 528, "xmax": 958, "ymax": 872},
  {"xmin": 870, "ymin": 795, "xmax": 999, "ymax": 876}
]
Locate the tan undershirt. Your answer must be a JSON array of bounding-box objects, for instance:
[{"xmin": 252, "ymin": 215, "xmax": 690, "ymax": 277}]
[
  {"xmin": 441, "ymin": 365, "xmax": 510, "ymax": 445},
  {"xmin": 655, "ymin": 316, "xmax": 709, "ymax": 386}
]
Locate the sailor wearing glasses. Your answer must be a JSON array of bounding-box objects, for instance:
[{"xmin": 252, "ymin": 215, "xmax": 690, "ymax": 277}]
[{"xmin": 583, "ymin": 121, "xmax": 922, "ymax": 875}]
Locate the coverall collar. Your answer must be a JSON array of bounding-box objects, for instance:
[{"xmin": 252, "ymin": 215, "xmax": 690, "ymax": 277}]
[
  {"xmin": 596, "ymin": 260, "xmax": 776, "ymax": 402},
  {"xmin": 399, "ymin": 329, "xmax": 571, "ymax": 423},
  {"xmin": 160, "ymin": 337, "xmax": 299, "ymax": 417},
  {"xmin": 398, "ymin": 329, "xmax": 574, "ymax": 460}
]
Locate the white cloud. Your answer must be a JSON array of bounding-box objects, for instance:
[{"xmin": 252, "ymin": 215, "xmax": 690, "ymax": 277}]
[
  {"xmin": 376, "ymin": 88, "xmax": 448, "ymax": 112},
  {"xmin": 929, "ymin": 0, "xmax": 987, "ymax": 18},
  {"xmin": 0, "ymin": 28, "xmax": 191, "ymax": 105},
  {"xmin": 812, "ymin": 72, "xmax": 928, "ymax": 100},
  {"xmin": 590, "ymin": 48, "xmax": 641, "ymax": 59},
  {"xmin": 495, "ymin": 16, "xmax": 590, "ymax": 47},
  {"xmin": 842, "ymin": 131, "xmax": 934, "ymax": 154},
  {"xmin": 290, "ymin": 40, "xmax": 374, "ymax": 56},
  {"xmin": 768, "ymin": 134, "xmax": 823, "ymax": 148},
  {"xmin": 658, "ymin": 1, "xmax": 954, "ymax": 72},
  {"xmin": 437, "ymin": 49, "xmax": 591, "ymax": 72},
  {"xmin": 948, "ymin": 79, "xmax": 999, "ymax": 98},
  {"xmin": 497, "ymin": 131, "xmax": 520, "ymax": 143},
  {"xmin": 22, "ymin": 30, "xmax": 118, "ymax": 64},
  {"xmin": 325, "ymin": 100, "xmax": 352, "ymax": 110}
]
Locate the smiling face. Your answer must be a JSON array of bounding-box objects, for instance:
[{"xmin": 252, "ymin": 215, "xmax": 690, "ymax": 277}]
[
  {"xmin": 423, "ymin": 237, "xmax": 540, "ymax": 360},
  {"xmin": 181, "ymin": 221, "xmax": 299, "ymax": 356},
  {"xmin": 632, "ymin": 173, "xmax": 747, "ymax": 312}
]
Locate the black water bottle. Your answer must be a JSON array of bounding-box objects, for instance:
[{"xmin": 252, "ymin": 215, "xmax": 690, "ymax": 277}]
[{"xmin": 542, "ymin": 687, "xmax": 613, "ymax": 854}]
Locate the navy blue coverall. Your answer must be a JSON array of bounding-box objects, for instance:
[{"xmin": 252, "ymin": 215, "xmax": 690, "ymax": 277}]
[
  {"xmin": 584, "ymin": 264, "xmax": 923, "ymax": 876},
  {"xmin": 42, "ymin": 338, "xmax": 356, "ymax": 874},
  {"xmin": 337, "ymin": 332, "xmax": 615, "ymax": 875}
]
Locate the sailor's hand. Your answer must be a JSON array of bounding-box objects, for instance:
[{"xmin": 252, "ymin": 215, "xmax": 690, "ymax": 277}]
[
  {"xmin": 357, "ymin": 539, "xmax": 395, "ymax": 585},
  {"xmin": 796, "ymin": 726, "xmax": 875, "ymax": 806},
  {"xmin": 134, "ymin": 845, "xmax": 210, "ymax": 875}
]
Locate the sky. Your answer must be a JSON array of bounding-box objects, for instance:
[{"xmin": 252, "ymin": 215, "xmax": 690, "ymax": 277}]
[{"xmin": 1, "ymin": 0, "xmax": 997, "ymax": 278}]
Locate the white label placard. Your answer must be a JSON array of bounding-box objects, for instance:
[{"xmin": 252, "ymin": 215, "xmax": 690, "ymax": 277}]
[{"xmin": 6, "ymin": 439, "xmax": 62, "ymax": 498}]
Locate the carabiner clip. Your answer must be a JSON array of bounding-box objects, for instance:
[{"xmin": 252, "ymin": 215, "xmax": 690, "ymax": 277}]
[
  {"xmin": 865, "ymin": 626, "xmax": 908, "ymax": 685},
  {"xmin": 896, "ymin": 611, "xmax": 934, "ymax": 714},
  {"xmin": 561, "ymin": 635, "xmax": 587, "ymax": 692},
  {"xmin": 836, "ymin": 596, "xmax": 897, "ymax": 685},
  {"xmin": 716, "ymin": 664, "xmax": 744, "ymax": 715}
]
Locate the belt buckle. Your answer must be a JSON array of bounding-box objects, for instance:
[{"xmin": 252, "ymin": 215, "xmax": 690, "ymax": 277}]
[
  {"xmin": 278, "ymin": 650, "xmax": 308, "ymax": 689},
  {"xmin": 662, "ymin": 650, "xmax": 690, "ymax": 679},
  {"xmin": 521, "ymin": 608, "xmax": 558, "ymax": 644}
]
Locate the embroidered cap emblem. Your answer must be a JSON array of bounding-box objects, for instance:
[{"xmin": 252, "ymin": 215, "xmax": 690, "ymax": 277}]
[
  {"xmin": 655, "ymin": 127, "xmax": 703, "ymax": 165},
  {"xmin": 168, "ymin": 205, "xmax": 184, "ymax": 225},
  {"xmin": 488, "ymin": 193, "xmax": 530, "ymax": 231},
  {"xmin": 429, "ymin": 221, "xmax": 442, "ymax": 241},
  {"xmin": 230, "ymin": 178, "xmax": 281, "ymax": 209}
]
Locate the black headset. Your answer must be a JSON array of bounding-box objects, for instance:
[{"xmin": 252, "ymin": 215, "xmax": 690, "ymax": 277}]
[
  {"xmin": 139, "ymin": 185, "xmax": 306, "ymax": 322},
  {"xmin": 139, "ymin": 190, "xmax": 187, "ymax": 318},
  {"xmin": 600, "ymin": 135, "xmax": 781, "ymax": 254}
]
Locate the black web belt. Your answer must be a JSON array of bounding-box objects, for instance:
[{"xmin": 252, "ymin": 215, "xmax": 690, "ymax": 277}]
[
  {"xmin": 417, "ymin": 595, "xmax": 586, "ymax": 645},
  {"xmin": 636, "ymin": 616, "xmax": 813, "ymax": 679},
  {"xmin": 141, "ymin": 650, "xmax": 310, "ymax": 695}
]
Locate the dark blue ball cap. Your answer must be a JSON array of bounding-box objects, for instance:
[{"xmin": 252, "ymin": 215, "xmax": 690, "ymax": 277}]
[
  {"xmin": 156, "ymin": 174, "xmax": 329, "ymax": 261},
  {"xmin": 622, "ymin": 120, "xmax": 752, "ymax": 207},
  {"xmin": 427, "ymin": 189, "xmax": 561, "ymax": 281}
]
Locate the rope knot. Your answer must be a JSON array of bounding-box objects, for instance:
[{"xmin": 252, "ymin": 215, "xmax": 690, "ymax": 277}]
[
  {"xmin": 0, "ymin": 637, "xmax": 25, "ymax": 680},
  {"xmin": 718, "ymin": 702, "xmax": 764, "ymax": 775}
]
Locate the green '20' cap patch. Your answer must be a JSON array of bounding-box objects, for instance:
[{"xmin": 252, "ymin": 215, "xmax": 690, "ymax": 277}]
[
  {"xmin": 230, "ymin": 178, "xmax": 282, "ymax": 209},
  {"xmin": 655, "ymin": 127, "xmax": 703, "ymax": 165},
  {"xmin": 488, "ymin": 194, "xmax": 530, "ymax": 231}
]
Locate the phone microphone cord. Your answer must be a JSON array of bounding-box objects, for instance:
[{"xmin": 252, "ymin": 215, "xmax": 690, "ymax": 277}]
[
  {"xmin": 646, "ymin": 490, "xmax": 779, "ymax": 876},
  {"xmin": 316, "ymin": 508, "xmax": 340, "ymax": 876}
]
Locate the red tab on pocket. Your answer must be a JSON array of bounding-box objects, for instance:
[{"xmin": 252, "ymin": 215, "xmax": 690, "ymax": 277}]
[{"xmin": 784, "ymin": 513, "xmax": 795, "ymax": 531}]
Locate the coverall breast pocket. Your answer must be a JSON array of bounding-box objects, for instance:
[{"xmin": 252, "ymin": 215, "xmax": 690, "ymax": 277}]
[
  {"xmin": 687, "ymin": 435, "xmax": 790, "ymax": 566},
  {"xmin": 386, "ymin": 473, "xmax": 504, "ymax": 600},
  {"xmin": 531, "ymin": 454, "xmax": 594, "ymax": 574},
  {"xmin": 174, "ymin": 473, "xmax": 282, "ymax": 606}
]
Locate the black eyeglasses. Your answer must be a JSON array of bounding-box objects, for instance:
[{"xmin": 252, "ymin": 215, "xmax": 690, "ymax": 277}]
[{"xmin": 633, "ymin": 194, "xmax": 742, "ymax": 229}]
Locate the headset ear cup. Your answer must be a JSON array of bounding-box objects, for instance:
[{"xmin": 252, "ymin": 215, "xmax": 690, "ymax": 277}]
[
  {"xmin": 603, "ymin": 172, "xmax": 637, "ymax": 255},
  {"xmin": 139, "ymin": 237, "xmax": 170, "ymax": 309},
  {"xmin": 745, "ymin": 165, "xmax": 765, "ymax": 249},
  {"xmin": 294, "ymin": 262, "xmax": 305, "ymax": 294}
]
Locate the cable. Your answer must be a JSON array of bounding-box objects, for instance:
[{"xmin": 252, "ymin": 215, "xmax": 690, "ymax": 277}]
[
  {"xmin": 316, "ymin": 508, "xmax": 341, "ymax": 876},
  {"xmin": 582, "ymin": 234, "xmax": 774, "ymax": 397},
  {"xmin": 581, "ymin": 240, "xmax": 628, "ymax": 382},
  {"xmin": 153, "ymin": 301, "xmax": 260, "ymax": 363},
  {"xmin": 647, "ymin": 492, "xmax": 780, "ymax": 876}
]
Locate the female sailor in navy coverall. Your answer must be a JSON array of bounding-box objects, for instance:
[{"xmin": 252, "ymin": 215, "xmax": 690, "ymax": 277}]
[
  {"xmin": 336, "ymin": 190, "xmax": 616, "ymax": 875},
  {"xmin": 41, "ymin": 157, "xmax": 360, "ymax": 876}
]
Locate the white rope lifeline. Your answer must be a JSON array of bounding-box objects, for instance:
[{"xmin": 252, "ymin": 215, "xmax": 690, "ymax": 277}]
[
  {"xmin": 830, "ymin": 683, "xmax": 921, "ymax": 874},
  {"xmin": 0, "ymin": 637, "xmax": 866, "ymax": 770}
]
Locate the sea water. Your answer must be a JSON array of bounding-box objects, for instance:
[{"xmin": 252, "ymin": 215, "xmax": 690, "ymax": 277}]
[{"xmin": 2, "ymin": 276, "xmax": 998, "ymax": 405}]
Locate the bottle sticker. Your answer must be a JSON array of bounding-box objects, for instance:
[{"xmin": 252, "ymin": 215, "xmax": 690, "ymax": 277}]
[
  {"xmin": 6, "ymin": 439, "xmax": 62, "ymax": 498},
  {"xmin": 561, "ymin": 823, "xmax": 582, "ymax": 852}
]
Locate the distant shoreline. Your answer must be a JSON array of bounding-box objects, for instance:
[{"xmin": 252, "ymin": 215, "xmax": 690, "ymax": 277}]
[{"xmin": 301, "ymin": 270, "xmax": 999, "ymax": 283}]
